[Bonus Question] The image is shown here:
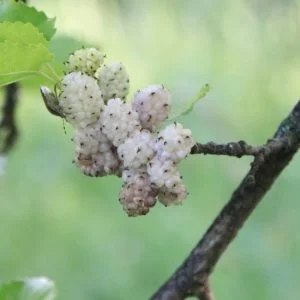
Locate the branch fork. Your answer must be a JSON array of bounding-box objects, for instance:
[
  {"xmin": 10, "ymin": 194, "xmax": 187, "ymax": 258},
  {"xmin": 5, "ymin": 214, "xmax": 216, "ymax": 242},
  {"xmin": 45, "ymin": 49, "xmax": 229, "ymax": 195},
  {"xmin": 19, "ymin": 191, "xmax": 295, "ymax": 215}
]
[{"xmin": 151, "ymin": 101, "xmax": 300, "ymax": 300}]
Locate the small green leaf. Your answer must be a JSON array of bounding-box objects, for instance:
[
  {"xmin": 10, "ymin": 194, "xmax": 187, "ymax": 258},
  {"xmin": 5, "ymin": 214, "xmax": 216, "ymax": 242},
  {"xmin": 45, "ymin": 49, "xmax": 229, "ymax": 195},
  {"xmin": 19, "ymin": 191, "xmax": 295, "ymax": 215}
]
[
  {"xmin": 169, "ymin": 83, "xmax": 210, "ymax": 121},
  {"xmin": 0, "ymin": 21, "xmax": 53, "ymax": 86},
  {"xmin": 0, "ymin": 40, "xmax": 53, "ymax": 86},
  {"xmin": 0, "ymin": 277, "xmax": 56, "ymax": 300},
  {"xmin": 0, "ymin": 2, "xmax": 56, "ymax": 40}
]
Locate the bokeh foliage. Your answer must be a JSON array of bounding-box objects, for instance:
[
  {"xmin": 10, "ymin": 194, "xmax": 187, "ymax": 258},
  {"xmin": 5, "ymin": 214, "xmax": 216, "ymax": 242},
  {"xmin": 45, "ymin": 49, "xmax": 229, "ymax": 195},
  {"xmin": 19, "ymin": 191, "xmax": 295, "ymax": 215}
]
[{"xmin": 1, "ymin": 0, "xmax": 300, "ymax": 299}]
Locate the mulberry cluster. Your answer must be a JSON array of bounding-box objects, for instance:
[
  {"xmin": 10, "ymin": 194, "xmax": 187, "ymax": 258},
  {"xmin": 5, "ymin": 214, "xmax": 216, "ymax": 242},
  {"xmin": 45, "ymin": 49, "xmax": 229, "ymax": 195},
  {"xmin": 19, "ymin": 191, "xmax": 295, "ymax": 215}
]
[{"xmin": 42, "ymin": 47, "xmax": 195, "ymax": 216}]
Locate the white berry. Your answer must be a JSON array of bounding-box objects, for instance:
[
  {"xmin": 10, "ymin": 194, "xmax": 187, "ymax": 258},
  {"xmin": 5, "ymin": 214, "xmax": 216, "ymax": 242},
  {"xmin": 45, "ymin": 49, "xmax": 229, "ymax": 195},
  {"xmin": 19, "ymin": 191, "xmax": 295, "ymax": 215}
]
[
  {"xmin": 117, "ymin": 130, "xmax": 155, "ymax": 169},
  {"xmin": 66, "ymin": 48, "xmax": 105, "ymax": 76},
  {"xmin": 95, "ymin": 62, "xmax": 130, "ymax": 102},
  {"xmin": 73, "ymin": 122, "xmax": 121, "ymax": 177},
  {"xmin": 100, "ymin": 98, "xmax": 141, "ymax": 146},
  {"xmin": 147, "ymin": 157, "xmax": 188, "ymax": 205},
  {"xmin": 58, "ymin": 72, "xmax": 104, "ymax": 128},
  {"xmin": 155, "ymin": 122, "xmax": 194, "ymax": 163},
  {"xmin": 132, "ymin": 85, "xmax": 171, "ymax": 131},
  {"xmin": 119, "ymin": 167, "xmax": 157, "ymax": 216}
]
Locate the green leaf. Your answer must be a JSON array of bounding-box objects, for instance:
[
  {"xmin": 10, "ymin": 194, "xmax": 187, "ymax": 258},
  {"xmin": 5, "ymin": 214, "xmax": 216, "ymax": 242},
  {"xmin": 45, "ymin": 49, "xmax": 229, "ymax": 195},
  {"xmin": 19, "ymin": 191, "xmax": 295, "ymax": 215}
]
[
  {"xmin": 0, "ymin": 21, "xmax": 53, "ymax": 86},
  {"xmin": 0, "ymin": 40, "xmax": 53, "ymax": 86},
  {"xmin": 0, "ymin": 277, "xmax": 56, "ymax": 300},
  {"xmin": 169, "ymin": 83, "xmax": 210, "ymax": 121},
  {"xmin": 0, "ymin": 2, "xmax": 56, "ymax": 40},
  {"xmin": 0, "ymin": 21, "xmax": 47, "ymax": 45}
]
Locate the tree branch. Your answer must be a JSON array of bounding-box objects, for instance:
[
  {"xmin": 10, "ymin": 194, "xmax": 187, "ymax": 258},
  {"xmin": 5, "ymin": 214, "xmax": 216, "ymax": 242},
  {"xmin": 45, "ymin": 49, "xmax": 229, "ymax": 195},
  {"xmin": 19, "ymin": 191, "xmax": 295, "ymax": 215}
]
[
  {"xmin": 191, "ymin": 141, "xmax": 262, "ymax": 157},
  {"xmin": 0, "ymin": 83, "xmax": 20, "ymax": 153},
  {"xmin": 151, "ymin": 101, "xmax": 300, "ymax": 300},
  {"xmin": 195, "ymin": 279, "xmax": 214, "ymax": 300}
]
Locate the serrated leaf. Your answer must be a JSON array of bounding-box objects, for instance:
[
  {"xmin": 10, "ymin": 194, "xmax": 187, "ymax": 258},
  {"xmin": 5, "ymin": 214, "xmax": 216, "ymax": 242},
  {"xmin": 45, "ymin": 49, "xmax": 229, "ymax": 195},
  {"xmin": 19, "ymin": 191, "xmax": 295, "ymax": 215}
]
[
  {"xmin": 0, "ymin": 2, "xmax": 56, "ymax": 40},
  {"xmin": 0, "ymin": 21, "xmax": 53, "ymax": 85},
  {"xmin": 0, "ymin": 277, "xmax": 56, "ymax": 300},
  {"xmin": 0, "ymin": 40, "xmax": 53, "ymax": 86},
  {"xmin": 0, "ymin": 21, "xmax": 47, "ymax": 46},
  {"xmin": 169, "ymin": 83, "xmax": 210, "ymax": 121}
]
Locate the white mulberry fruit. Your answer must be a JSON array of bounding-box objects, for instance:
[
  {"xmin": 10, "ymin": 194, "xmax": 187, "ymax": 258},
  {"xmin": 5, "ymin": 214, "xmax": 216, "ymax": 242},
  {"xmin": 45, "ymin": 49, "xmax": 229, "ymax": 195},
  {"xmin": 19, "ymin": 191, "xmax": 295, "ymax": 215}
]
[
  {"xmin": 74, "ymin": 151, "xmax": 120, "ymax": 177},
  {"xmin": 158, "ymin": 185, "xmax": 188, "ymax": 206},
  {"xmin": 119, "ymin": 168, "xmax": 157, "ymax": 216},
  {"xmin": 100, "ymin": 98, "xmax": 141, "ymax": 146},
  {"xmin": 73, "ymin": 123, "xmax": 121, "ymax": 176},
  {"xmin": 155, "ymin": 122, "xmax": 194, "ymax": 163},
  {"xmin": 58, "ymin": 72, "xmax": 104, "ymax": 128},
  {"xmin": 65, "ymin": 48, "xmax": 105, "ymax": 76},
  {"xmin": 147, "ymin": 157, "xmax": 188, "ymax": 205},
  {"xmin": 147, "ymin": 158, "xmax": 180, "ymax": 188},
  {"xmin": 117, "ymin": 130, "xmax": 155, "ymax": 169},
  {"xmin": 95, "ymin": 62, "xmax": 130, "ymax": 102},
  {"xmin": 132, "ymin": 84, "xmax": 171, "ymax": 131}
]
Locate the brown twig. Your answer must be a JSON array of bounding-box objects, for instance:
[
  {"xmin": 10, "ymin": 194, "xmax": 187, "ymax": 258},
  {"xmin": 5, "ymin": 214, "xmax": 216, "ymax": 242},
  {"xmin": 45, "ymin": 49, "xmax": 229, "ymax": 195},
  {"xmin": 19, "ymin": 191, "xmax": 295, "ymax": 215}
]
[
  {"xmin": 151, "ymin": 101, "xmax": 300, "ymax": 300},
  {"xmin": 190, "ymin": 140, "xmax": 262, "ymax": 157},
  {"xmin": 0, "ymin": 83, "xmax": 20, "ymax": 153},
  {"xmin": 195, "ymin": 279, "xmax": 214, "ymax": 300}
]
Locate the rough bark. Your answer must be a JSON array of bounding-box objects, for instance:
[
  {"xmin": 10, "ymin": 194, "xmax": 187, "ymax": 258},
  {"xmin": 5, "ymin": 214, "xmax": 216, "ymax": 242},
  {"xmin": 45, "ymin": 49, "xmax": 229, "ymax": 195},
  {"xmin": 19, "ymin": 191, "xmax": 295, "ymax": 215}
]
[{"xmin": 151, "ymin": 101, "xmax": 300, "ymax": 300}]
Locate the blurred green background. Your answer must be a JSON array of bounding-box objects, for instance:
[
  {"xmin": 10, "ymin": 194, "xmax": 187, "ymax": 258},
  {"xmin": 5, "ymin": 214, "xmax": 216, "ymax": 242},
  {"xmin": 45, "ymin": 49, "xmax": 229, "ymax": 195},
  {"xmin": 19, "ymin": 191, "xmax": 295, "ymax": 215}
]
[{"xmin": 1, "ymin": 0, "xmax": 300, "ymax": 299}]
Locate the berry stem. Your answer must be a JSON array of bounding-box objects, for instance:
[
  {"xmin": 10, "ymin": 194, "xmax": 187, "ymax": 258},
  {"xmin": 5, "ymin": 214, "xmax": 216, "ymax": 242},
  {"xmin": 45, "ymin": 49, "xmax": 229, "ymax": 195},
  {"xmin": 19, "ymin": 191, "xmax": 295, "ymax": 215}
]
[
  {"xmin": 37, "ymin": 71, "xmax": 57, "ymax": 84},
  {"xmin": 44, "ymin": 63, "xmax": 61, "ymax": 82}
]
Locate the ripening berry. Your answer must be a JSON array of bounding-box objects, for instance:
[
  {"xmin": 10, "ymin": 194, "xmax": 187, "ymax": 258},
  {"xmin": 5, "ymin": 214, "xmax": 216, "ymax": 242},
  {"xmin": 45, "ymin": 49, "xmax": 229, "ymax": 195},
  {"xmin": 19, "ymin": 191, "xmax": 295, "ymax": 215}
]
[
  {"xmin": 58, "ymin": 72, "xmax": 104, "ymax": 128},
  {"xmin": 74, "ymin": 150, "xmax": 120, "ymax": 177},
  {"xmin": 157, "ymin": 185, "xmax": 188, "ymax": 206},
  {"xmin": 100, "ymin": 98, "xmax": 141, "ymax": 146},
  {"xmin": 65, "ymin": 48, "xmax": 106, "ymax": 76},
  {"xmin": 95, "ymin": 62, "xmax": 130, "ymax": 102},
  {"xmin": 132, "ymin": 84, "xmax": 171, "ymax": 131},
  {"xmin": 119, "ymin": 168, "xmax": 157, "ymax": 216},
  {"xmin": 155, "ymin": 122, "xmax": 194, "ymax": 162}
]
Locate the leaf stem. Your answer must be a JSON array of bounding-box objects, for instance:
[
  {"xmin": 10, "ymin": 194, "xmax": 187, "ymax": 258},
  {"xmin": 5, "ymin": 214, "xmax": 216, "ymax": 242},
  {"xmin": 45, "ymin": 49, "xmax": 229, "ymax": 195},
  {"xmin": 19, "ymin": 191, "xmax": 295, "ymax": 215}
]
[
  {"xmin": 37, "ymin": 72, "xmax": 57, "ymax": 84},
  {"xmin": 44, "ymin": 63, "xmax": 61, "ymax": 82}
]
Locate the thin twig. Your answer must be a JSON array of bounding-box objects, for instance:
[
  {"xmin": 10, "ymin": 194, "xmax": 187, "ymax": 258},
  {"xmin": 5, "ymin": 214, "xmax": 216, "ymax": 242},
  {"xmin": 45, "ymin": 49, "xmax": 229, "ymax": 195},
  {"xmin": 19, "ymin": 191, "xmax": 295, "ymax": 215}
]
[
  {"xmin": 151, "ymin": 101, "xmax": 300, "ymax": 300},
  {"xmin": 191, "ymin": 141, "xmax": 262, "ymax": 157},
  {"xmin": 196, "ymin": 280, "xmax": 214, "ymax": 300},
  {"xmin": 0, "ymin": 83, "xmax": 19, "ymax": 153}
]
